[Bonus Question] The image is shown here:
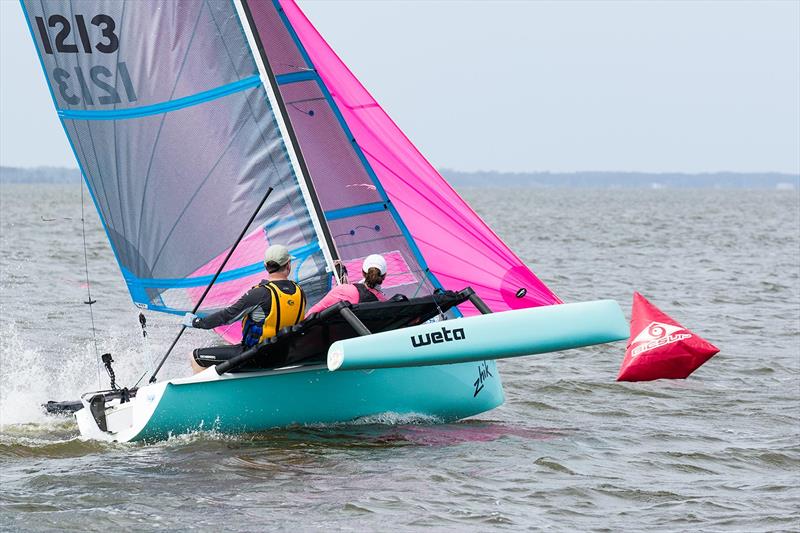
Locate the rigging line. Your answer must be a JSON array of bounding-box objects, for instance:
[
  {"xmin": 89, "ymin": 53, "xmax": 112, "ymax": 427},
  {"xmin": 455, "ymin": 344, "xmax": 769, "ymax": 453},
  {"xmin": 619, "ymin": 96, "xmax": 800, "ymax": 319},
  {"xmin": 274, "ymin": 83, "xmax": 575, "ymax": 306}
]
[
  {"xmin": 288, "ymin": 102, "xmax": 315, "ymax": 116},
  {"xmin": 133, "ymin": 369, "xmax": 147, "ymax": 389},
  {"xmin": 62, "ymin": 0, "xmax": 127, "ymax": 246},
  {"xmin": 72, "ymin": 125, "xmax": 114, "ymax": 232},
  {"xmin": 132, "ymin": 313, "xmax": 150, "ymax": 388},
  {"xmin": 83, "ymin": 125, "xmax": 116, "ymax": 230},
  {"xmin": 430, "ymin": 288, "xmax": 447, "ymax": 318},
  {"xmin": 280, "ymin": 63, "xmax": 314, "ymax": 72},
  {"xmin": 46, "ymin": 0, "xmax": 106, "ymax": 389},
  {"xmin": 148, "ymin": 186, "xmax": 274, "ymax": 384},
  {"xmin": 331, "ymin": 224, "xmax": 383, "ymax": 240},
  {"xmin": 410, "ymin": 275, "xmax": 428, "ymax": 299},
  {"xmin": 80, "ymin": 176, "xmax": 102, "ymax": 389}
]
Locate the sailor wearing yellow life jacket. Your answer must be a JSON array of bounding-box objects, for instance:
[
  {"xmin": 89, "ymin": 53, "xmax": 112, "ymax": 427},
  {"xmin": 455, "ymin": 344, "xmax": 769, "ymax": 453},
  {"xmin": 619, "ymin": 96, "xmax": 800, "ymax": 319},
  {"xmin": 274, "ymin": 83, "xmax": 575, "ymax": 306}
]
[{"xmin": 184, "ymin": 244, "xmax": 306, "ymax": 374}]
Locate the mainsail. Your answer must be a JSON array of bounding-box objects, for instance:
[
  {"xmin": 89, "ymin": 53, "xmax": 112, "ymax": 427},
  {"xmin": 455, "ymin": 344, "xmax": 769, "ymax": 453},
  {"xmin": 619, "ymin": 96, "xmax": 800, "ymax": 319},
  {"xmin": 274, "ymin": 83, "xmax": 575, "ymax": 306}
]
[
  {"xmin": 22, "ymin": 0, "xmax": 559, "ymax": 347},
  {"xmin": 20, "ymin": 0, "xmax": 335, "ymax": 345}
]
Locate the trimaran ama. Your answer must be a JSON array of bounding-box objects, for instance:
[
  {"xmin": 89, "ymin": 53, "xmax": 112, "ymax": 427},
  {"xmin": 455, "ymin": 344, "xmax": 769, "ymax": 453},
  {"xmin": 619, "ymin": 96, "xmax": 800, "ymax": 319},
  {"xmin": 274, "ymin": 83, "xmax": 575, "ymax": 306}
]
[{"xmin": 22, "ymin": 0, "xmax": 628, "ymax": 443}]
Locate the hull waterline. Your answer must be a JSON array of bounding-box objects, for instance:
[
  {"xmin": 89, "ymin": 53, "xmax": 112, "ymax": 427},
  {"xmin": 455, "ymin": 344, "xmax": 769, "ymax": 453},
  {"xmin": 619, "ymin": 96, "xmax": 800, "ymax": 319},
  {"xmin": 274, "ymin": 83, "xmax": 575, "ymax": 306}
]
[{"xmin": 76, "ymin": 360, "xmax": 504, "ymax": 443}]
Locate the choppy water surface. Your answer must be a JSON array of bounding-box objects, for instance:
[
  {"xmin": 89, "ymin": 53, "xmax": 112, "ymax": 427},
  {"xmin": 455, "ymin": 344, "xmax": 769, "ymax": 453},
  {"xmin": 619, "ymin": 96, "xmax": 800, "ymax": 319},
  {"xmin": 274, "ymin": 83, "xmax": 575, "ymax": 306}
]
[{"xmin": 1, "ymin": 184, "xmax": 798, "ymax": 531}]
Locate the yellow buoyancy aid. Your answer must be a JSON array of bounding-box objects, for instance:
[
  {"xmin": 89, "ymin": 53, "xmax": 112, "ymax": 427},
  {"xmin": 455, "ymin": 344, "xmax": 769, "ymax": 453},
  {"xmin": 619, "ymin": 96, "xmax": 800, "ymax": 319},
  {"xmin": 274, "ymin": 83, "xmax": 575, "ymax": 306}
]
[{"xmin": 241, "ymin": 281, "xmax": 306, "ymax": 347}]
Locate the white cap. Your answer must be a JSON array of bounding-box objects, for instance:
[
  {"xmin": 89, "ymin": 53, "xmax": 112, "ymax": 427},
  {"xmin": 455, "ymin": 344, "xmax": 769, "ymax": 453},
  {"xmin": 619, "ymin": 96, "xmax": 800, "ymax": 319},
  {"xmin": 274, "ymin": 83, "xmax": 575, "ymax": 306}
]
[
  {"xmin": 362, "ymin": 254, "xmax": 387, "ymax": 275},
  {"xmin": 264, "ymin": 244, "xmax": 292, "ymax": 267}
]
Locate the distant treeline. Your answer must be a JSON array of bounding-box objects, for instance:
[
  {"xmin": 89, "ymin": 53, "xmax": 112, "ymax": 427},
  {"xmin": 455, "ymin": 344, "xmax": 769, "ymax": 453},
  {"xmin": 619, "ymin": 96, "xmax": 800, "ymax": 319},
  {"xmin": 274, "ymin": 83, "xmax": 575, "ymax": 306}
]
[
  {"xmin": 2, "ymin": 166, "xmax": 798, "ymax": 189},
  {"xmin": 441, "ymin": 170, "xmax": 799, "ymax": 189},
  {"xmin": 1, "ymin": 166, "xmax": 81, "ymax": 184}
]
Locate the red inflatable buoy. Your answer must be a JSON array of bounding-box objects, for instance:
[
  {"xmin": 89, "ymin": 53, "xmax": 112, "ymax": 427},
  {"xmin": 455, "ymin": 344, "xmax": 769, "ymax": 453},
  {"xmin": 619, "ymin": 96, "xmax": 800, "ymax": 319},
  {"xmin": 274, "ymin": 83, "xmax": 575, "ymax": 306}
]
[{"xmin": 617, "ymin": 292, "xmax": 719, "ymax": 382}]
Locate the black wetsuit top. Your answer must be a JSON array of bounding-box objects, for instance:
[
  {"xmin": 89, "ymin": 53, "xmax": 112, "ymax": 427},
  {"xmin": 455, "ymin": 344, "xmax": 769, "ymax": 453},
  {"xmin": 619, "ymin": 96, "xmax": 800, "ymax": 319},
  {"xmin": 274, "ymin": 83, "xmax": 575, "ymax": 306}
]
[
  {"xmin": 192, "ymin": 279, "xmax": 303, "ymax": 329},
  {"xmin": 354, "ymin": 283, "xmax": 379, "ymax": 303}
]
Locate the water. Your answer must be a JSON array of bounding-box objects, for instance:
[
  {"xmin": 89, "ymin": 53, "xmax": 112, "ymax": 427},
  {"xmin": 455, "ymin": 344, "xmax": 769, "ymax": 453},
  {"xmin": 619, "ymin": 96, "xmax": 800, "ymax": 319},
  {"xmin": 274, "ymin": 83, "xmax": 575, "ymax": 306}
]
[{"xmin": 1, "ymin": 184, "xmax": 798, "ymax": 531}]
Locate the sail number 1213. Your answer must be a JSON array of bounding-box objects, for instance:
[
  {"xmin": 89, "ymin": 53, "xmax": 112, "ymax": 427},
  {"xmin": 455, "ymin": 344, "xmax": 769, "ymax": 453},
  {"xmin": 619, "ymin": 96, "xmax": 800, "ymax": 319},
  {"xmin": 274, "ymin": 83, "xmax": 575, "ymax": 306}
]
[
  {"xmin": 34, "ymin": 13, "xmax": 137, "ymax": 106},
  {"xmin": 35, "ymin": 14, "xmax": 118, "ymax": 54}
]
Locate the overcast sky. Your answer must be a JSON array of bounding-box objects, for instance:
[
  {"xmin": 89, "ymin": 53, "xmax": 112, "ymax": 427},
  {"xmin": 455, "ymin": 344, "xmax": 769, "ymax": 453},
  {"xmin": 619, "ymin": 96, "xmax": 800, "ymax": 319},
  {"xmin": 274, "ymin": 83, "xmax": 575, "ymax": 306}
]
[{"xmin": 1, "ymin": 0, "xmax": 798, "ymax": 173}]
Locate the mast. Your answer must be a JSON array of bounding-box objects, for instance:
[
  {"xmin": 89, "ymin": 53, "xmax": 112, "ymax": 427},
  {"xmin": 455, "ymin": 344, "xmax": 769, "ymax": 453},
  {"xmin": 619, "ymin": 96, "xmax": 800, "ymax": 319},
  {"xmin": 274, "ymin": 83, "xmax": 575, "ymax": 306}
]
[{"xmin": 234, "ymin": 0, "xmax": 340, "ymax": 280}]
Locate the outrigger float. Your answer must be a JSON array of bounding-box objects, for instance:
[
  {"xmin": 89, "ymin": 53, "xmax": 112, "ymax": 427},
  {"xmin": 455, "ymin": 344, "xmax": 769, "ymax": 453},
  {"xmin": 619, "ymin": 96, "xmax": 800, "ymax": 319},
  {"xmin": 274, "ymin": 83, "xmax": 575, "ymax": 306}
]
[{"xmin": 23, "ymin": 0, "xmax": 629, "ymax": 443}]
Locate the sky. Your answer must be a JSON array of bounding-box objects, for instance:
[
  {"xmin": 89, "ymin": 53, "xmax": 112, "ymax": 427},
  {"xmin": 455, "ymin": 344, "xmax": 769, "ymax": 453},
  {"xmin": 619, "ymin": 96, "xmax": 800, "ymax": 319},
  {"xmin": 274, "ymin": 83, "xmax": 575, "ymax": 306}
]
[{"xmin": 1, "ymin": 0, "xmax": 798, "ymax": 174}]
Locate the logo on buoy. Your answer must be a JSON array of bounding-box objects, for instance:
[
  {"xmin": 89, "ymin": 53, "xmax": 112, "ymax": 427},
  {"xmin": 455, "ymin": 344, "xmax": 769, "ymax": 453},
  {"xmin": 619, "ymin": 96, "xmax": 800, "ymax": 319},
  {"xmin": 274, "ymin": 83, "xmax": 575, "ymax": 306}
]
[{"xmin": 630, "ymin": 321, "xmax": 692, "ymax": 357}]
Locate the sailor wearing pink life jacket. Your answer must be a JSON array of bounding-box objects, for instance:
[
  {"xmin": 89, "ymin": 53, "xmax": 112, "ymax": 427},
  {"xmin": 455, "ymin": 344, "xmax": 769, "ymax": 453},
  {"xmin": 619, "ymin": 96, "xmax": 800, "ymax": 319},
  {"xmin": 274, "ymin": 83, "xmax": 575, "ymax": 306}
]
[{"xmin": 306, "ymin": 254, "xmax": 387, "ymax": 316}]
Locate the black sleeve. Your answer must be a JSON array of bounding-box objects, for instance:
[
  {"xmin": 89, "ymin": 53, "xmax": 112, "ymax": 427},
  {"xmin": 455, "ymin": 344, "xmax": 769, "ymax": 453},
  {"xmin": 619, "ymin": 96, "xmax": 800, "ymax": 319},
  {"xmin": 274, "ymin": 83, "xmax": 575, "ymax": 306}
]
[{"xmin": 193, "ymin": 286, "xmax": 268, "ymax": 330}]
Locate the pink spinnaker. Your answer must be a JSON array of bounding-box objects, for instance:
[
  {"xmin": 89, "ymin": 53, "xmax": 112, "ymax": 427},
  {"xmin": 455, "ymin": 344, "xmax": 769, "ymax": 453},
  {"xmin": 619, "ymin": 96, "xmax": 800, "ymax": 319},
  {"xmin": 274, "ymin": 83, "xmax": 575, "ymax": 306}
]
[{"xmin": 280, "ymin": 0, "xmax": 561, "ymax": 315}]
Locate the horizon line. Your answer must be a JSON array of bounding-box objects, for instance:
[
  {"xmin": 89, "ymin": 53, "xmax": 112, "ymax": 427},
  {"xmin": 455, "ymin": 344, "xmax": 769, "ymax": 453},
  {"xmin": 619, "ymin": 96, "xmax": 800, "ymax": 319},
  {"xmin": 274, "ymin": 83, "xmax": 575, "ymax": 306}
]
[{"xmin": 1, "ymin": 165, "xmax": 798, "ymax": 177}]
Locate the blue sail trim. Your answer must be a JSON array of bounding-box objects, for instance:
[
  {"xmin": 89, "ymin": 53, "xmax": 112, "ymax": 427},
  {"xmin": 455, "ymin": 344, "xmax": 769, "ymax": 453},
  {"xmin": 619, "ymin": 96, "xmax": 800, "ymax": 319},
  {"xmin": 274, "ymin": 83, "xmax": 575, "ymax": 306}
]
[
  {"xmin": 325, "ymin": 202, "xmax": 387, "ymax": 221},
  {"xmin": 123, "ymin": 241, "xmax": 320, "ymax": 307},
  {"xmin": 57, "ymin": 75, "xmax": 261, "ymax": 121},
  {"xmin": 272, "ymin": 0, "xmax": 451, "ymax": 307},
  {"xmin": 276, "ymin": 71, "xmax": 317, "ymax": 85}
]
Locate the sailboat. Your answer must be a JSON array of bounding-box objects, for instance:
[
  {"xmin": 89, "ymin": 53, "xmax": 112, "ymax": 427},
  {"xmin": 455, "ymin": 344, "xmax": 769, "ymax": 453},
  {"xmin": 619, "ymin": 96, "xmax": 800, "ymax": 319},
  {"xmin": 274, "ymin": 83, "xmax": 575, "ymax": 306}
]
[{"xmin": 21, "ymin": 0, "xmax": 628, "ymax": 443}]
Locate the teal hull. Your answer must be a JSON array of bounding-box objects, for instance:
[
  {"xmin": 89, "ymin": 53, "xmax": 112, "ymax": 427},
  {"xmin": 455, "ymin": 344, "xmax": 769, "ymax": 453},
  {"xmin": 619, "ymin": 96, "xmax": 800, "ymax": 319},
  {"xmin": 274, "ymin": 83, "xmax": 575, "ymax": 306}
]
[
  {"xmin": 75, "ymin": 299, "xmax": 631, "ymax": 442},
  {"xmin": 94, "ymin": 360, "xmax": 504, "ymax": 442}
]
